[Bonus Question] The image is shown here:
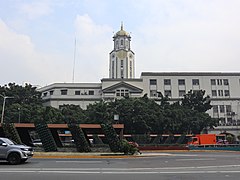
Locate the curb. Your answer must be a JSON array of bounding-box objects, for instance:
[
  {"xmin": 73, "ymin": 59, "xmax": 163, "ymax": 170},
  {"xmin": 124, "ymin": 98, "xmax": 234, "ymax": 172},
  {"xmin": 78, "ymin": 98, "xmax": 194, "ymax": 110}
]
[{"xmin": 32, "ymin": 152, "xmax": 138, "ymax": 159}]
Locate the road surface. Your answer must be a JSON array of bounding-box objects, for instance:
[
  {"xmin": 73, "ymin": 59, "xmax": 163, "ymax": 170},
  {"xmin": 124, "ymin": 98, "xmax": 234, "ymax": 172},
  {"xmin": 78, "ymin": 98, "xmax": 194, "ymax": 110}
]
[{"xmin": 1, "ymin": 151, "xmax": 240, "ymax": 180}]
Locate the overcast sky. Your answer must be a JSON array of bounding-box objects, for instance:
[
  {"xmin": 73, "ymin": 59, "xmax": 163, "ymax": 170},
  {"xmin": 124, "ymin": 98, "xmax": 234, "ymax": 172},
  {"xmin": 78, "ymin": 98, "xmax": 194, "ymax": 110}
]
[{"xmin": 0, "ymin": 0, "xmax": 240, "ymax": 87}]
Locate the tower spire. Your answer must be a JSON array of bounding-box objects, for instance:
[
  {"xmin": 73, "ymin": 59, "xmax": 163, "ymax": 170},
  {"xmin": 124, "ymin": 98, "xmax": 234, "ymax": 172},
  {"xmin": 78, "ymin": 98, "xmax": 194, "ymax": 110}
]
[{"xmin": 121, "ymin": 21, "xmax": 123, "ymax": 30}]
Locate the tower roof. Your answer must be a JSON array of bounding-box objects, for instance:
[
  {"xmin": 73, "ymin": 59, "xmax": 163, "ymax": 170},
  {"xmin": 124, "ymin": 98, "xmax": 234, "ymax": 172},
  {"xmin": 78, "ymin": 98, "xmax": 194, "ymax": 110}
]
[{"xmin": 114, "ymin": 23, "xmax": 130, "ymax": 37}]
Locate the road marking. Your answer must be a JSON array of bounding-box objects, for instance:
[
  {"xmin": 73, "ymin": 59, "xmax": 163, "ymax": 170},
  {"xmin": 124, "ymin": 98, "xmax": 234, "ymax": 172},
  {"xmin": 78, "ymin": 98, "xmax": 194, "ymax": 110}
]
[
  {"xmin": 55, "ymin": 161, "xmax": 102, "ymax": 163},
  {"xmin": 1, "ymin": 165, "xmax": 240, "ymax": 171},
  {"xmin": 1, "ymin": 170, "xmax": 240, "ymax": 174},
  {"xmin": 176, "ymin": 158, "xmax": 216, "ymax": 161}
]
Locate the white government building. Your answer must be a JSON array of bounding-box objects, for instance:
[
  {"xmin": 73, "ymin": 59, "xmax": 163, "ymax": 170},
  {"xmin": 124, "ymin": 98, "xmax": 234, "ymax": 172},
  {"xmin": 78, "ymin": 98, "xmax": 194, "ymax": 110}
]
[{"xmin": 38, "ymin": 24, "xmax": 240, "ymax": 129}]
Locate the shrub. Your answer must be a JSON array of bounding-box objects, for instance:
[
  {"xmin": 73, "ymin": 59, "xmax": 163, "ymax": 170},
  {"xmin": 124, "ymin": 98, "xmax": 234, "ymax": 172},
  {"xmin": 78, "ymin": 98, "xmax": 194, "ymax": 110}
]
[
  {"xmin": 68, "ymin": 123, "xmax": 91, "ymax": 152},
  {"xmin": 101, "ymin": 123, "xmax": 123, "ymax": 152},
  {"xmin": 34, "ymin": 121, "xmax": 58, "ymax": 152},
  {"xmin": 121, "ymin": 139, "xmax": 139, "ymax": 155},
  {"xmin": 2, "ymin": 123, "xmax": 22, "ymax": 144}
]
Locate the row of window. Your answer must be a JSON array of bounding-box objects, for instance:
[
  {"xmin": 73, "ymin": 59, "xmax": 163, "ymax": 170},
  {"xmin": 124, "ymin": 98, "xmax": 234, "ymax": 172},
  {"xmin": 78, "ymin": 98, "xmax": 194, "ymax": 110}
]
[
  {"xmin": 150, "ymin": 79, "xmax": 200, "ymax": 86},
  {"xmin": 212, "ymin": 90, "xmax": 230, "ymax": 97},
  {"xmin": 74, "ymin": 90, "xmax": 94, "ymax": 95},
  {"xmin": 150, "ymin": 89, "xmax": 230, "ymax": 98},
  {"xmin": 43, "ymin": 90, "xmax": 95, "ymax": 96},
  {"xmin": 111, "ymin": 59, "xmax": 133, "ymax": 79},
  {"xmin": 150, "ymin": 78, "xmax": 229, "ymax": 86},
  {"xmin": 212, "ymin": 105, "xmax": 232, "ymax": 114},
  {"xmin": 150, "ymin": 90, "xmax": 185, "ymax": 97},
  {"xmin": 116, "ymin": 39, "xmax": 128, "ymax": 46},
  {"xmin": 211, "ymin": 79, "xmax": 229, "ymax": 86}
]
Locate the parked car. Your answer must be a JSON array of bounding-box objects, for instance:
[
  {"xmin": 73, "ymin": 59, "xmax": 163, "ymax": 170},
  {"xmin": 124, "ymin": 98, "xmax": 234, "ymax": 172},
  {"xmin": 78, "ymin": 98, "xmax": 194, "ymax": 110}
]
[
  {"xmin": 0, "ymin": 137, "xmax": 34, "ymax": 165},
  {"xmin": 32, "ymin": 139, "xmax": 42, "ymax": 146}
]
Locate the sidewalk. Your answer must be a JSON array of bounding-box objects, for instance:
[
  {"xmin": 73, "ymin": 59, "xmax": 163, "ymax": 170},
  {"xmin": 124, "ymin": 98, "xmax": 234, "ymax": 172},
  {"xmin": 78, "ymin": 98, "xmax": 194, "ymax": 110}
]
[{"xmin": 33, "ymin": 151, "xmax": 177, "ymax": 159}]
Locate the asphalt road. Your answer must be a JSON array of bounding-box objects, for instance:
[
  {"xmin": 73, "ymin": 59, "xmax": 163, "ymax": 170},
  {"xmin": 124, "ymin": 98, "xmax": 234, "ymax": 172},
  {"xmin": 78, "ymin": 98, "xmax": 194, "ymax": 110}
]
[{"xmin": 1, "ymin": 151, "xmax": 240, "ymax": 180}]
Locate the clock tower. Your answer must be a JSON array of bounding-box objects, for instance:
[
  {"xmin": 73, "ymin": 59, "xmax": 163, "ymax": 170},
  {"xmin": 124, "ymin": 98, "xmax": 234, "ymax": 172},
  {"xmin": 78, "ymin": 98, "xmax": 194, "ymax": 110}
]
[{"xmin": 109, "ymin": 23, "xmax": 135, "ymax": 79}]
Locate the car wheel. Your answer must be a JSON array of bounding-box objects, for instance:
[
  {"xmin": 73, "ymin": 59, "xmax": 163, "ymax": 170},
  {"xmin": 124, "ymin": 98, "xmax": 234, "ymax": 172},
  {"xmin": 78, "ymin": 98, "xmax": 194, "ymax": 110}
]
[{"xmin": 7, "ymin": 153, "xmax": 21, "ymax": 165}]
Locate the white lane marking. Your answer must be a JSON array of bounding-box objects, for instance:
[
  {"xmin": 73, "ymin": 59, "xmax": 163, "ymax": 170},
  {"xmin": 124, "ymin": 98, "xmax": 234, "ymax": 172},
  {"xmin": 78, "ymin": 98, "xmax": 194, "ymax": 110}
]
[
  {"xmin": 55, "ymin": 161, "xmax": 102, "ymax": 163},
  {"xmin": 170, "ymin": 154, "xmax": 198, "ymax": 157},
  {"xmin": 142, "ymin": 153, "xmax": 172, "ymax": 156},
  {"xmin": 176, "ymin": 158, "xmax": 215, "ymax": 161},
  {"xmin": 142, "ymin": 153, "xmax": 197, "ymax": 157},
  {"xmin": 1, "ymin": 165, "xmax": 240, "ymax": 172}
]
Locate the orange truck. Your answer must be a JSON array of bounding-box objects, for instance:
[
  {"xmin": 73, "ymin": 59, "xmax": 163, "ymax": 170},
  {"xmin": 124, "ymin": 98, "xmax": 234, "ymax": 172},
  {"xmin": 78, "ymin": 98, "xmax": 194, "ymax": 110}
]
[{"xmin": 188, "ymin": 134, "xmax": 218, "ymax": 145}]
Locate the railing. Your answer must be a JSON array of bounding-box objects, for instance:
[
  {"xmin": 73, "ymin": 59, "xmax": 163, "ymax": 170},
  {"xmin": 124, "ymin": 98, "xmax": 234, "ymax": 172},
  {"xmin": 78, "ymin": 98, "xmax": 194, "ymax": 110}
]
[
  {"xmin": 216, "ymin": 123, "xmax": 240, "ymax": 126},
  {"xmin": 189, "ymin": 144, "xmax": 240, "ymax": 148}
]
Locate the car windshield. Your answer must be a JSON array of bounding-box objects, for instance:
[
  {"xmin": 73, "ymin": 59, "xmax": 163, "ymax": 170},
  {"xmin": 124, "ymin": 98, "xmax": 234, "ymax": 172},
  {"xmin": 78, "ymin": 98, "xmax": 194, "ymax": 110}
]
[{"xmin": 3, "ymin": 138, "xmax": 17, "ymax": 145}]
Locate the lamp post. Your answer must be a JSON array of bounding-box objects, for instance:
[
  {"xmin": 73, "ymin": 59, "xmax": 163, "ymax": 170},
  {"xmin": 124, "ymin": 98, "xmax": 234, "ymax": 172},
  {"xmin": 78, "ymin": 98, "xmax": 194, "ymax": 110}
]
[
  {"xmin": 18, "ymin": 107, "xmax": 21, "ymax": 123},
  {"xmin": 0, "ymin": 94, "xmax": 14, "ymax": 124}
]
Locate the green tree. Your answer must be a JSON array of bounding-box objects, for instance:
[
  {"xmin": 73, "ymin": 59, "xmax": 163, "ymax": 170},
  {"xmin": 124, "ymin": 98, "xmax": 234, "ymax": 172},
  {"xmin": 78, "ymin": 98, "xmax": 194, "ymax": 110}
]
[
  {"xmin": 181, "ymin": 90, "xmax": 212, "ymax": 112},
  {"xmin": 61, "ymin": 104, "xmax": 87, "ymax": 124},
  {"xmin": 85, "ymin": 101, "xmax": 112, "ymax": 124},
  {"xmin": 0, "ymin": 83, "xmax": 67, "ymax": 124}
]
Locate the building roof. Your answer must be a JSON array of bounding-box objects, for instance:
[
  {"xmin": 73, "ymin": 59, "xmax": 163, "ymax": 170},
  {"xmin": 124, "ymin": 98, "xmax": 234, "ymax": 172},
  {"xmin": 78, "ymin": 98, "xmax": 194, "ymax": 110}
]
[
  {"xmin": 102, "ymin": 81, "xmax": 143, "ymax": 93},
  {"xmin": 141, "ymin": 72, "xmax": 240, "ymax": 77},
  {"xmin": 37, "ymin": 82, "xmax": 102, "ymax": 92}
]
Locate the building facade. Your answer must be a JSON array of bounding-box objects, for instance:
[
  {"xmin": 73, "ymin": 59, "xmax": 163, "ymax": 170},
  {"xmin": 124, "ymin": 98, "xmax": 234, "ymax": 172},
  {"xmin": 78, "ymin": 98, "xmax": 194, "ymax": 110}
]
[{"xmin": 38, "ymin": 25, "xmax": 240, "ymax": 128}]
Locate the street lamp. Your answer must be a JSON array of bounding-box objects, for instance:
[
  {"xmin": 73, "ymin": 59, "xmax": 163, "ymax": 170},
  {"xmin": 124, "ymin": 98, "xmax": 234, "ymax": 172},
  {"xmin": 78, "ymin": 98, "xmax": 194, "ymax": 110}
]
[
  {"xmin": 0, "ymin": 94, "xmax": 14, "ymax": 124},
  {"xmin": 114, "ymin": 114, "xmax": 119, "ymax": 124}
]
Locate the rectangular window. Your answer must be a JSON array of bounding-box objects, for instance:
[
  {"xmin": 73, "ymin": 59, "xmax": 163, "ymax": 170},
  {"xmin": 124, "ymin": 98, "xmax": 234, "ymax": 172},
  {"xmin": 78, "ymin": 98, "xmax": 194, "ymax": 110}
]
[
  {"xmin": 224, "ymin": 90, "xmax": 230, "ymax": 96},
  {"xmin": 219, "ymin": 105, "xmax": 225, "ymax": 113},
  {"xmin": 112, "ymin": 61, "xmax": 114, "ymax": 78},
  {"xmin": 61, "ymin": 89, "xmax": 67, "ymax": 95},
  {"xmin": 192, "ymin": 79, "xmax": 200, "ymax": 85},
  {"xmin": 218, "ymin": 90, "xmax": 223, "ymax": 96},
  {"xmin": 75, "ymin": 91, "xmax": 80, "ymax": 95},
  {"xmin": 211, "ymin": 79, "xmax": 216, "ymax": 85},
  {"xmin": 217, "ymin": 79, "xmax": 222, "ymax": 85},
  {"xmin": 223, "ymin": 79, "xmax": 229, "ymax": 85},
  {"xmin": 89, "ymin": 90, "xmax": 94, "ymax": 95},
  {"xmin": 121, "ymin": 60, "xmax": 123, "ymax": 68},
  {"xmin": 164, "ymin": 90, "xmax": 172, "ymax": 97},
  {"xmin": 212, "ymin": 90, "xmax": 217, "ymax": 97},
  {"xmin": 43, "ymin": 92, "xmax": 47, "ymax": 97},
  {"xmin": 130, "ymin": 61, "xmax": 132, "ymax": 78},
  {"xmin": 164, "ymin": 79, "xmax": 171, "ymax": 85},
  {"xmin": 179, "ymin": 90, "xmax": 185, "ymax": 97},
  {"xmin": 49, "ymin": 90, "xmax": 54, "ymax": 95},
  {"xmin": 121, "ymin": 69, "xmax": 124, "ymax": 78},
  {"xmin": 116, "ymin": 89, "xmax": 129, "ymax": 97},
  {"xmin": 150, "ymin": 90, "xmax": 157, "ymax": 97},
  {"xmin": 150, "ymin": 79, "xmax": 157, "ymax": 85},
  {"xmin": 178, "ymin": 79, "xmax": 185, "ymax": 85},
  {"xmin": 227, "ymin": 118, "xmax": 232, "ymax": 125},
  {"xmin": 226, "ymin": 105, "xmax": 232, "ymax": 113},
  {"xmin": 124, "ymin": 89, "xmax": 129, "ymax": 97},
  {"xmin": 213, "ymin": 105, "xmax": 218, "ymax": 113}
]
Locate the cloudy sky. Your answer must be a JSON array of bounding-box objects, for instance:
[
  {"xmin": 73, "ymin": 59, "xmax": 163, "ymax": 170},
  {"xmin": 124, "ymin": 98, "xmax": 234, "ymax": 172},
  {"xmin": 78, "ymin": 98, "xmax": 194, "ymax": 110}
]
[{"xmin": 0, "ymin": 0, "xmax": 240, "ymax": 87}]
